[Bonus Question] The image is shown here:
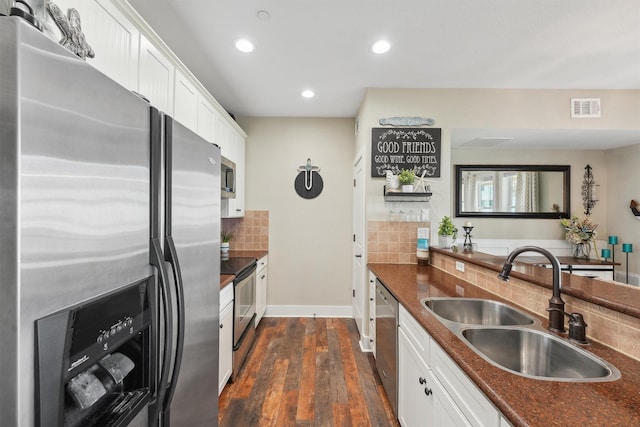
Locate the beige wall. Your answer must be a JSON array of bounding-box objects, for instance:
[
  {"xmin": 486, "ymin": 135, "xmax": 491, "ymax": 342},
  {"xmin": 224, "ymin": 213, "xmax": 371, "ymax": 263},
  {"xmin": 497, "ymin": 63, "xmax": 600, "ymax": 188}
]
[
  {"xmin": 605, "ymin": 143, "xmax": 640, "ymax": 277},
  {"xmin": 237, "ymin": 117, "xmax": 355, "ymax": 309}
]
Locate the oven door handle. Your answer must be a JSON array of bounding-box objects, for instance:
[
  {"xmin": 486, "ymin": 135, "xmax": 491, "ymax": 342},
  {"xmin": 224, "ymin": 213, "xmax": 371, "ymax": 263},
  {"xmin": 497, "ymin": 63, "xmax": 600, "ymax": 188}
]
[
  {"xmin": 149, "ymin": 237, "xmax": 173, "ymax": 426},
  {"xmin": 161, "ymin": 235, "xmax": 186, "ymax": 419}
]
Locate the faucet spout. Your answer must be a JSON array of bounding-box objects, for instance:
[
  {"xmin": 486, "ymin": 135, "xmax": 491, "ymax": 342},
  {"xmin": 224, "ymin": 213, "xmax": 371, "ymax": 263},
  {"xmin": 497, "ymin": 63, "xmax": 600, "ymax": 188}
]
[{"xmin": 497, "ymin": 246, "xmax": 566, "ymax": 333}]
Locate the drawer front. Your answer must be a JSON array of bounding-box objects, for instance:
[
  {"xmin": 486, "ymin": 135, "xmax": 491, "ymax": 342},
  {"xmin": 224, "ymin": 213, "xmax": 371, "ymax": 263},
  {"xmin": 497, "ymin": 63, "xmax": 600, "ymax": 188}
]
[
  {"xmin": 399, "ymin": 306, "xmax": 430, "ymax": 366},
  {"xmin": 220, "ymin": 282, "xmax": 234, "ymax": 309}
]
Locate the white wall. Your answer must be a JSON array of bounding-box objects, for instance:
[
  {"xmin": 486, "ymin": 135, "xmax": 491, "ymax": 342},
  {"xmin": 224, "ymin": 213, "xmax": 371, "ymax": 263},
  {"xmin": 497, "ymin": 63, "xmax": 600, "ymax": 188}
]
[{"xmin": 237, "ymin": 117, "xmax": 355, "ymax": 312}]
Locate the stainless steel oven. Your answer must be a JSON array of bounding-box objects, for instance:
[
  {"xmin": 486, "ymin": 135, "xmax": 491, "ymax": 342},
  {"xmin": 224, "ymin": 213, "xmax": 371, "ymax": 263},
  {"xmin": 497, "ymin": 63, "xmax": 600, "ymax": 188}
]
[{"xmin": 221, "ymin": 256, "xmax": 257, "ymax": 380}]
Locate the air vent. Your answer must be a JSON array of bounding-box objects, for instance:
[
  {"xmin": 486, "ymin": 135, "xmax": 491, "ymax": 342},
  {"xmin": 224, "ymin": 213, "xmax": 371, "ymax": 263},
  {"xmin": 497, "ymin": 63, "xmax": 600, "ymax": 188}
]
[{"xmin": 571, "ymin": 98, "xmax": 601, "ymax": 118}]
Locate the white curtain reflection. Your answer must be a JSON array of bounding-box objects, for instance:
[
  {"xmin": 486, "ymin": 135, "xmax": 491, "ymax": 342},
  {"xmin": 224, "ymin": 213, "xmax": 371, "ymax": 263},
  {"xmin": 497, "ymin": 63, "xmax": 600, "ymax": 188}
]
[
  {"xmin": 464, "ymin": 172, "xmax": 477, "ymax": 211},
  {"xmin": 516, "ymin": 172, "xmax": 539, "ymax": 212}
]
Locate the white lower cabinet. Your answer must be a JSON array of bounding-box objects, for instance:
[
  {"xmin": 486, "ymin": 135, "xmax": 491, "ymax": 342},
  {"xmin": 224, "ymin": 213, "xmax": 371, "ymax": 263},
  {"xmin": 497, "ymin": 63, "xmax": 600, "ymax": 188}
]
[
  {"xmin": 255, "ymin": 255, "xmax": 268, "ymax": 327},
  {"xmin": 398, "ymin": 305, "xmax": 501, "ymax": 427},
  {"xmin": 369, "ymin": 271, "xmax": 376, "ymax": 356},
  {"xmin": 218, "ymin": 285, "xmax": 234, "ymax": 395}
]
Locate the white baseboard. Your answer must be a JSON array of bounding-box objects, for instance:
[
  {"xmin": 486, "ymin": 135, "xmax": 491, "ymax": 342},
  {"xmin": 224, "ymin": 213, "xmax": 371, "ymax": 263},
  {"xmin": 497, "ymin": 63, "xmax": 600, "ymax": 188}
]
[{"xmin": 265, "ymin": 305, "xmax": 353, "ymax": 318}]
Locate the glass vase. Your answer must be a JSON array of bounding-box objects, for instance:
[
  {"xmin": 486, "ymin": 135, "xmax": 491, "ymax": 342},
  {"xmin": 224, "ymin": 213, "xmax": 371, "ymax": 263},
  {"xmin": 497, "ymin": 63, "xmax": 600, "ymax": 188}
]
[{"xmin": 571, "ymin": 242, "xmax": 591, "ymax": 259}]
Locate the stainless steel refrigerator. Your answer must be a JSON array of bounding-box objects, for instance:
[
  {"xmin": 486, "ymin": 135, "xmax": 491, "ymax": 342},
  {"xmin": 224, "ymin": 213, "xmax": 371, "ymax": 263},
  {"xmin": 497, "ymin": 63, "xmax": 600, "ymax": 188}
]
[
  {"xmin": 150, "ymin": 112, "xmax": 221, "ymax": 427},
  {"xmin": 0, "ymin": 16, "xmax": 220, "ymax": 427}
]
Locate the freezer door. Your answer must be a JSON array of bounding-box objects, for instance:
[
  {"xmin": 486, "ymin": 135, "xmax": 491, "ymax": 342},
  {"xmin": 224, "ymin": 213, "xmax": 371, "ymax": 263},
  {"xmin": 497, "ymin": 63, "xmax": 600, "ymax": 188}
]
[
  {"xmin": 0, "ymin": 17, "xmax": 152, "ymax": 427},
  {"xmin": 163, "ymin": 116, "xmax": 221, "ymax": 426}
]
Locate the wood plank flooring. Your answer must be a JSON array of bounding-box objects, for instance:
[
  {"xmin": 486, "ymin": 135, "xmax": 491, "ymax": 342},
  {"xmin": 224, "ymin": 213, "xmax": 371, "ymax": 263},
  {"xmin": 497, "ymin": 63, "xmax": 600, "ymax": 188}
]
[{"xmin": 219, "ymin": 317, "xmax": 400, "ymax": 427}]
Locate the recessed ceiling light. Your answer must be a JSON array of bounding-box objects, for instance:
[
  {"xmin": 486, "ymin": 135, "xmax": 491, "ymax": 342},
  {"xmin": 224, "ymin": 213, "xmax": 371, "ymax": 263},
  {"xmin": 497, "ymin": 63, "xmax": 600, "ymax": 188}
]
[
  {"xmin": 235, "ymin": 38, "xmax": 254, "ymax": 53},
  {"xmin": 301, "ymin": 89, "xmax": 315, "ymax": 98},
  {"xmin": 371, "ymin": 39, "xmax": 391, "ymax": 54}
]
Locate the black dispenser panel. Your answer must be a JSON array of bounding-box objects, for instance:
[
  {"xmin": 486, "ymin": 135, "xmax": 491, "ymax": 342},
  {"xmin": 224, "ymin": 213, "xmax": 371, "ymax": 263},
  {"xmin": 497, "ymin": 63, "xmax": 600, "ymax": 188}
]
[{"xmin": 35, "ymin": 277, "xmax": 154, "ymax": 427}]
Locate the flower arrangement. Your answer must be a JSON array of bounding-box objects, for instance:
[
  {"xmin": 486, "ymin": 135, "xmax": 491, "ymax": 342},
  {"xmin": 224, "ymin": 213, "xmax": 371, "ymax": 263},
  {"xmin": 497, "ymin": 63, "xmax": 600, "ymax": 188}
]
[{"xmin": 560, "ymin": 216, "xmax": 598, "ymax": 244}]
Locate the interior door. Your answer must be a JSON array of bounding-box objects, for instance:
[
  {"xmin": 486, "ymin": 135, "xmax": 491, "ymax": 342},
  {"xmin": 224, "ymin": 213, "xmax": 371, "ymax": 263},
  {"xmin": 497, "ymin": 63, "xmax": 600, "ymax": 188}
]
[{"xmin": 352, "ymin": 148, "xmax": 366, "ymax": 346}]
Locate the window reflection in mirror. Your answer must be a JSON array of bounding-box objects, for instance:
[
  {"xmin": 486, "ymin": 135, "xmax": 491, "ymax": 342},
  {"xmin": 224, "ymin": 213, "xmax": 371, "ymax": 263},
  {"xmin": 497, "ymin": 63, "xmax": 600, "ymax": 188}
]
[{"xmin": 455, "ymin": 165, "xmax": 570, "ymax": 219}]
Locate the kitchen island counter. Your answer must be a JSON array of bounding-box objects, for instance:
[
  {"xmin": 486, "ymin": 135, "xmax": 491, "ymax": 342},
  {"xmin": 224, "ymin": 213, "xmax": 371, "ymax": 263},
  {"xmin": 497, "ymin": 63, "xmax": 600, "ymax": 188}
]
[{"xmin": 368, "ymin": 262, "xmax": 640, "ymax": 427}]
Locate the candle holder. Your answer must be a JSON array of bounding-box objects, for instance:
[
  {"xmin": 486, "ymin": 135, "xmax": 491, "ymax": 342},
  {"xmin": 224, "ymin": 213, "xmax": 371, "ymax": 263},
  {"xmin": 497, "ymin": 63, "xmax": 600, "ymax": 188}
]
[
  {"xmin": 601, "ymin": 248, "xmax": 611, "ymax": 263},
  {"xmin": 608, "ymin": 235, "xmax": 618, "ymax": 279},
  {"xmin": 462, "ymin": 226, "xmax": 474, "ymax": 251},
  {"xmin": 622, "ymin": 243, "xmax": 633, "ymax": 284}
]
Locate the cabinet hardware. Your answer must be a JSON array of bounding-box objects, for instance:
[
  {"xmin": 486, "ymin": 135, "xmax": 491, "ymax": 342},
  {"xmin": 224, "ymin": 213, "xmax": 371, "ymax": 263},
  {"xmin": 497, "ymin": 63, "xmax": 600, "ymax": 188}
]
[
  {"xmin": 419, "ymin": 377, "xmax": 426, "ymax": 384},
  {"xmin": 220, "ymin": 323, "xmax": 223, "ymax": 329},
  {"xmin": 355, "ymin": 254, "xmax": 362, "ymax": 258},
  {"xmin": 424, "ymin": 387, "xmax": 433, "ymax": 396}
]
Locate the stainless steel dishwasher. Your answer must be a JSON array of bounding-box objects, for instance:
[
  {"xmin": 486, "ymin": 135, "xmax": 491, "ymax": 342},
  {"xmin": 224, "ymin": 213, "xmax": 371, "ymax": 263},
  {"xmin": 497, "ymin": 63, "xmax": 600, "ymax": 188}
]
[{"xmin": 375, "ymin": 278, "xmax": 398, "ymax": 418}]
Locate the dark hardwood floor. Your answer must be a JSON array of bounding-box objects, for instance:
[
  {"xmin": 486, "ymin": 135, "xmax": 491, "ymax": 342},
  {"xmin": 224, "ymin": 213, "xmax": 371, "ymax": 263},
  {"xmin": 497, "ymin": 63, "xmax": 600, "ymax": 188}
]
[{"xmin": 219, "ymin": 317, "xmax": 400, "ymax": 427}]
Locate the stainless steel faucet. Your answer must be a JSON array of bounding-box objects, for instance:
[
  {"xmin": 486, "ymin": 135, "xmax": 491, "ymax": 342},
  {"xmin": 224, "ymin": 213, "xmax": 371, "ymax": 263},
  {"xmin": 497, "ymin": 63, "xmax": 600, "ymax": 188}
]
[{"xmin": 497, "ymin": 246, "xmax": 566, "ymax": 333}]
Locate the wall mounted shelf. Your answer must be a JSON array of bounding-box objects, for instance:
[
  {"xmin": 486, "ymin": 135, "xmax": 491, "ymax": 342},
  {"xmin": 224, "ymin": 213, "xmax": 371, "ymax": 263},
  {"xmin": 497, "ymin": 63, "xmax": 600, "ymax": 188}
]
[{"xmin": 383, "ymin": 186, "xmax": 432, "ymax": 202}]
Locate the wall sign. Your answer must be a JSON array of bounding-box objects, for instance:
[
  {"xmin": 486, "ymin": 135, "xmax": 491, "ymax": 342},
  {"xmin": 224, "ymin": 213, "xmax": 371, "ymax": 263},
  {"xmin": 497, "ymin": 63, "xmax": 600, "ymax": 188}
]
[{"xmin": 371, "ymin": 128, "xmax": 441, "ymax": 178}]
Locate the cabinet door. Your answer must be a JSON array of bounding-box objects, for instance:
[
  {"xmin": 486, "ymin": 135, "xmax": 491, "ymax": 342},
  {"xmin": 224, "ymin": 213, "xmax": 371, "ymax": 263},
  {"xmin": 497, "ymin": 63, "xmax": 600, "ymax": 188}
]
[
  {"xmin": 52, "ymin": 0, "xmax": 140, "ymax": 90},
  {"xmin": 431, "ymin": 371, "xmax": 472, "ymax": 427},
  {"xmin": 255, "ymin": 262, "xmax": 268, "ymax": 327},
  {"xmin": 219, "ymin": 300, "xmax": 233, "ymax": 395},
  {"xmin": 173, "ymin": 69, "xmax": 198, "ymax": 131},
  {"xmin": 138, "ymin": 34, "xmax": 174, "ymax": 114},
  {"xmin": 398, "ymin": 327, "xmax": 434, "ymax": 427},
  {"xmin": 431, "ymin": 340, "xmax": 500, "ymax": 426},
  {"xmin": 197, "ymin": 96, "xmax": 216, "ymax": 143},
  {"xmin": 214, "ymin": 112, "xmax": 231, "ymax": 158}
]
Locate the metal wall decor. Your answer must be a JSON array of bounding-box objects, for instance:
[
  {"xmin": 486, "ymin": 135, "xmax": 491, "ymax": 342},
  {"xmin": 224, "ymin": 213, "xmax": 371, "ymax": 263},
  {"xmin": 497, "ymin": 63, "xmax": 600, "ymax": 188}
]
[
  {"xmin": 631, "ymin": 200, "xmax": 640, "ymax": 219},
  {"xmin": 379, "ymin": 117, "xmax": 435, "ymax": 126},
  {"xmin": 294, "ymin": 158, "xmax": 323, "ymax": 199},
  {"xmin": 47, "ymin": 1, "xmax": 95, "ymax": 60},
  {"xmin": 582, "ymin": 165, "xmax": 598, "ymax": 215}
]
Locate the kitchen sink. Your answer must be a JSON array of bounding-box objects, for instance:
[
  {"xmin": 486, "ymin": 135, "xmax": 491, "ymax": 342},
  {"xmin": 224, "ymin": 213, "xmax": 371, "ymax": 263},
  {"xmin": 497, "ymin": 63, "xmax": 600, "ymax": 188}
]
[
  {"xmin": 460, "ymin": 327, "xmax": 621, "ymax": 382},
  {"xmin": 421, "ymin": 298, "xmax": 536, "ymax": 326}
]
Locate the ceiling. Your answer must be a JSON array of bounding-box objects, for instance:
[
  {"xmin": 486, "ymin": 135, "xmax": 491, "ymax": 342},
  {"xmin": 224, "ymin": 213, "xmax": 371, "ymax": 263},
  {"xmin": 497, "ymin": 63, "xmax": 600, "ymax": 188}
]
[{"xmin": 128, "ymin": 0, "xmax": 640, "ymax": 149}]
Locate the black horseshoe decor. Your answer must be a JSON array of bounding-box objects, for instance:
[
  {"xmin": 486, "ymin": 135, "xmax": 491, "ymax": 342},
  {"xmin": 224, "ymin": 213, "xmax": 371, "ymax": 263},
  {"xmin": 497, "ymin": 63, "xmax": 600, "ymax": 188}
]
[{"xmin": 295, "ymin": 158, "xmax": 323, "ymax": 199}]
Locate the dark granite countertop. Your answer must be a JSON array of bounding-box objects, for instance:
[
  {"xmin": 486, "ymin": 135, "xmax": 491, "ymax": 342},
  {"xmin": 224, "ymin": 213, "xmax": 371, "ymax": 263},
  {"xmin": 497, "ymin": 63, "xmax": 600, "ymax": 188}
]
[
  {"xmin": 219, "ymin": 250, "xmax": 268, "ymax": 291},
  {"xmin": 368, "ymin": 262, "xmax": 640, "ymax": 427}
]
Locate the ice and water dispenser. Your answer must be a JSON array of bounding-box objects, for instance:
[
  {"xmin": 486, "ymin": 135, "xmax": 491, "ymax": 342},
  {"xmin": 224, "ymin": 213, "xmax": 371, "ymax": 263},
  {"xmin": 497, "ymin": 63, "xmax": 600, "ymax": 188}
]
[{"xmin": 35, "ymin": 278, "xmax": 154, "ymax": 427}]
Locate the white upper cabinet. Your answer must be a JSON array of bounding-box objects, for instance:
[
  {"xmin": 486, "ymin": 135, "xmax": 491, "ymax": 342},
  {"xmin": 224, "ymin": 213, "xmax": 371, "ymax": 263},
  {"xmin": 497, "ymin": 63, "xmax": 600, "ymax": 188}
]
[
  {"xmin": 50, "ymin": 0, "xmax": 140, "ymax": 90},
  {"xmin": 173, "ymin": 69, "xmax": 198, "ymax": 131},
  {"xmin": 197, "ymin": 96, "xmax": 216, "ymax": 143},
  {"xmin": 138, "ymin": 34, "xmax": 174, "ymax": 114},
  {"xmin": 214, "ymin": 112, "xmax": 231, "ymax": 158}
]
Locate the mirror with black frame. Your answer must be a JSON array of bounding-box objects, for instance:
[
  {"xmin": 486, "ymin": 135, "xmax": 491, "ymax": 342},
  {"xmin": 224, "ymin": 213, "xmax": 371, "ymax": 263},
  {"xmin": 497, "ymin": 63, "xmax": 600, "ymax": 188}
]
[{"xmin": 455, "ymin": 165, "xmax": 570, "ymax": 219}]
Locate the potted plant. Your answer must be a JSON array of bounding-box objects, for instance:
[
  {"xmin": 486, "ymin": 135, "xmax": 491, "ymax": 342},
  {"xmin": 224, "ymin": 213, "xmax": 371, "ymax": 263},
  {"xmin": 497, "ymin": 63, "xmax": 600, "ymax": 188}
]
[
  {"xmin": 221, "ymin": 228, "xmax": 234, "ymax": 254},
  {"xmin": 398, "ymin": 169, "xmax": 415, "ymax": 192},
  {"xmin": 437, "ymin": 216, "xmax": 458, "ymax": 248}
]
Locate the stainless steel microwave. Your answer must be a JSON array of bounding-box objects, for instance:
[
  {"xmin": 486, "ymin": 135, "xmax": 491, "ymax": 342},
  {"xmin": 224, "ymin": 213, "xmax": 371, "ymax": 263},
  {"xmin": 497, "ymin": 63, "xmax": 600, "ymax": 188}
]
[{"xmin": 221, "ymin": 156, "xmax": 236, "ymax": 198}]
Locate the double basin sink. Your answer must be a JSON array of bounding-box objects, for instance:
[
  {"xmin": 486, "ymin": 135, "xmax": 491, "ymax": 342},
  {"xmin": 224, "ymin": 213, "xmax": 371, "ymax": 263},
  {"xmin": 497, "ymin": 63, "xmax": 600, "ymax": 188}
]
[{"xmin": 421, "ymin": 297, "xmax": 620, "ymax": 382}]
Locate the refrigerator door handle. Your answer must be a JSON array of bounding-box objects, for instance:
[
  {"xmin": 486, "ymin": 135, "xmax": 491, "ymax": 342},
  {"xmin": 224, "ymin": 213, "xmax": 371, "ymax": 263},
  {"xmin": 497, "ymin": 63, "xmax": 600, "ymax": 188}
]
[
  {"xmin": 161, "ymin": 235, "xmax": 186, "ymax": 422},
  {"xmin": 149, "ymin": 237, "xmax": 174, "ymax": 426}
]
